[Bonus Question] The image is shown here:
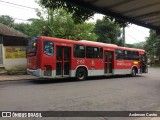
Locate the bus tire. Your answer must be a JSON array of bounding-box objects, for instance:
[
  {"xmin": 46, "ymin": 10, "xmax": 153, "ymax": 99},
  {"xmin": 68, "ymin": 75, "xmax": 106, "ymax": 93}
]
[
  {"xmin": 76, "ymin": 68, "xmax": 87, "ymax": 80},
  {"xmin": 131, "ymin": 68, "xmax": 136, "ymax": 77}
]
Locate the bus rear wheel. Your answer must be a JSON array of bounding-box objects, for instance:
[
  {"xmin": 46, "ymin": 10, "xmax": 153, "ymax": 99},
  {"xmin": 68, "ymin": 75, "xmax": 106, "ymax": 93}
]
[
  {"xmin": 131, "ymin": 68, "xmax": 136, "ymax": 77},
  {"xmin": 76, "ymin": 68, "xmax": 87, "ymax": 80}
]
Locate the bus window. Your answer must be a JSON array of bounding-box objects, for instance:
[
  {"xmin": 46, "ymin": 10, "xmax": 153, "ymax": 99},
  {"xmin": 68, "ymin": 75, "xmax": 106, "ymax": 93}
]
[
  {"xmin": 86, "ymin": 46, "xmax": 100, "ymax": 59},
  {"xmin": 28, "ymin": 38, "xmax": 38, "ymax": 52},
  {"xmin": 123, "ymin": 50, "xmax": 132, "ymax": 60},
  {"xmin": 132, "ymin": 51, "xmax": 139, "ymax": 60},
  {"xmin": 74, "ymin": 44, "xmax": 85, "ymax": 58},
  {"xmin": 115, "ymin": 49, "xmax": 123, "ymax": 60},
  {"xmin": 43, "ymin": 41, "xmax": 54, "ymax": 56},
  {"xmin": 99, "ymin": 48, "xmax": 103, "ymax": 58}
]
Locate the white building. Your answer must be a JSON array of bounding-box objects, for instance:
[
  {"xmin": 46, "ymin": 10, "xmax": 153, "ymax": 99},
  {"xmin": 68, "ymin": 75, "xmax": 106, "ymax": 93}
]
[{"xmin": 0, "ymin": 23, "xmax": 27, "ymax": 70}]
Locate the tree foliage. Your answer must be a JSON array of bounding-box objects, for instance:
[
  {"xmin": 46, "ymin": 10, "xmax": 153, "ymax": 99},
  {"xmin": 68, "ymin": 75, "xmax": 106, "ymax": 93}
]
[
  {"xmin": 74, "ymin": 23, "xmax": 97, "ymax": 40},
  {"xmin": 125, "ymin": 42, "xmax": 145, "ymax": 49},
  {"xmin": 0, "ymin": 15, "xmax": 14, "ymax": 27},
  {"xmin": 49, "ymin": 8, "xmax": 75, "ymax": 38},
  {"xmin": 39, "ymin": 0, "xmax": 129, "ymax": 27},
  {"xmin": 94, "ymin": 16, "xmax": 122, "ymax": 45},
  {"xmin": 0, "ymin": 8, "xmax": 97, "ymax": 40},
  {"xmin": 144, "ymin": 30, "xmax": 160, "ymax": 62},
  {"xmin": 39, "ymin": 0, "xmax": 95, "ymax": 24},
  {"xmin": 44, "ymin": 9, "xmax": 97, "ymax": 40}
]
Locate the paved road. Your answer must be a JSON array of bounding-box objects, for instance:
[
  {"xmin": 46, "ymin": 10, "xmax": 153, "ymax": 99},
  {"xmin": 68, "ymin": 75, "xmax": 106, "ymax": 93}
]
[{"xmin": 0, "ymin": 68, "xmax": 160, "ymax": 120}]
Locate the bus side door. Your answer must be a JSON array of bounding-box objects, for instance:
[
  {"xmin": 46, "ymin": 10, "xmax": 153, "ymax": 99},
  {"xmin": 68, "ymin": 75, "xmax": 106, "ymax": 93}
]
[
  {"xmin": 104, "ymin": 50, "xmax": 114, "ymax": 75},
  {"xmin": 56, "ymin": 46, "xmax": 71, "ymax": 77}
]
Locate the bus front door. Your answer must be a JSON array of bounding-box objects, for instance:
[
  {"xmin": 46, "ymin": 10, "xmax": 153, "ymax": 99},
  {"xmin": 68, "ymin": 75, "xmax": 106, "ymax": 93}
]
[
  {"xmin": 104, "ymin": 51, "xmax": 113, "ymax": 75},
  {"xmin": 140, "ymin": 54, "xmax": 148, "ymax": 73},
  {"xmin": 56, "ymin": 46, "xmax": 71, "ymax": 77}
]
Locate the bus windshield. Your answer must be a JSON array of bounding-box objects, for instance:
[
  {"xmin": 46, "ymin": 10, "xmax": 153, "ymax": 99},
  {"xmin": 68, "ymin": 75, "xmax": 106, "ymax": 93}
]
[{"xmin": 28, "ymin": 38, "xmax": 38, "ymax": 52}]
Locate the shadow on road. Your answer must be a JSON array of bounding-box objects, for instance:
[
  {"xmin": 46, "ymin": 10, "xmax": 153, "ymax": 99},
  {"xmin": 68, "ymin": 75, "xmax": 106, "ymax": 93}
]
[{"xmin": 30, "ymin": 75, "xmax": 145, "ymax": 84}]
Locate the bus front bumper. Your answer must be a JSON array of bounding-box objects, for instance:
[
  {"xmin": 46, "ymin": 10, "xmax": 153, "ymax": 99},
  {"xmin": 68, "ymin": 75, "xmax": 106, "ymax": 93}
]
[{"xmin": 27, "ymin": 69, "xmax": 41, "ymax": 77}]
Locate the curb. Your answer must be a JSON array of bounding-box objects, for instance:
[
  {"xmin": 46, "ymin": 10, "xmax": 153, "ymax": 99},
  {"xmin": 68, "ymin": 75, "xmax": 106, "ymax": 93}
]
[
  {"xmin": 0, "ymin": 78, "xmax": 37, "ymax": 82},
  {"xmin": 0, "ymin": 75, "xmax": 38, "ymax": 82}
]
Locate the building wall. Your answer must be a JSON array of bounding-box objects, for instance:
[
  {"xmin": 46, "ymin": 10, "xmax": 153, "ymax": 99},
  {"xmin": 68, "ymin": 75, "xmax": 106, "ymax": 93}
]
[
  {"xmin": 0, "ymin": 35, "xmax": 3, "ymax": 65},
  {"xmin": 3, "ymin": 58, "xmax": 27, "ymax": 70},
  {"xmin": 3, "ymin": 46, "xmax": 27, "ymax": 70}
]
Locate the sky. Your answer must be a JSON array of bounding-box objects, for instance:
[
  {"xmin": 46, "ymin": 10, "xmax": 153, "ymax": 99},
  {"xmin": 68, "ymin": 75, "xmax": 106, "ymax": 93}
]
[{"xmin": 0, "ymin": 0, "xmax": 150, "ymax": 44}]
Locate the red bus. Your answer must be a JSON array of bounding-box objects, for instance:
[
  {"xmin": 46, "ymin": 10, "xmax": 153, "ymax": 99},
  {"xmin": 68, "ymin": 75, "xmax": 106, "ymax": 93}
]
[{"xmin": 27, "ymin": 36, "xmax": 148, "ymax": 80}]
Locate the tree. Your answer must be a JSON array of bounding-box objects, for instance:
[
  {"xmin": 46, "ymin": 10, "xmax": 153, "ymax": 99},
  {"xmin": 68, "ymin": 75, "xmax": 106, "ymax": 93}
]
[
  {"xmin": 74, "ymin": 22, "xmax": 97, "ymax": 40},
  {"xmin": 0, "ymin": 15, "xmax": 48, "ymax": 39},
  {"xmin": 50, "ymin": 8, "xmax": 75, "ymax": 38},
  {"xmin": 125, "ymin": 42, "xmax": 145, "ymax": 49},
  {"xmin": 34, "ymin": 8, "xmax": 97, "ymax": 40},
  {"xmin": 13, "ymin": 19, "xmax": 48, "ymax": 39},
  {"xmin": 39, "ymin": 0, "xmax": 95, "ymax": 24},
  {"xmin": 144, "ymin": 30, "xmax": 160, "ymax": 63},
  {"xmin": 29, "ymin": 18, "xmax": 48, "ymax": 37},
  {"xmin": 0, "ymin": 15, "xmax": 14, "ymax": 27},
  {"xmin": 39, "ymin": 0, "xmax": 129, "ymax": 27},
  {"xmin": 0, "ymin": 9, "xmax": 97, "ymax": 40},
  {"xmin": 13, "ymin": 23, "xmax": 32, "ymax": 37},
  {"xmin": 94, "ymin": 16, "xmax": 122, "ymax": 45}
]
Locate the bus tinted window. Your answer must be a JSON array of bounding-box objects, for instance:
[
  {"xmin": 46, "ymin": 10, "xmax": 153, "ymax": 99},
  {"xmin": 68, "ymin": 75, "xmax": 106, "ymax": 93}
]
[
  {"xmin": 44, "ymin": 41, "xmax": 54, "ymax": 56},
  {"xmin": 28, "ymin": 38, "xmax": 38, "ymax": 52},
  {"xmin": 123, "ymin": 50, "xmax": 132, "ymax": 60},
  {"xmin": 132, "ymin": 51, "xmax": 139, "ymax": 60},
  {"xmin": 116, "ymin": 49, "xmax": 123, "ymax": 60},
  {"xmin": 74, "ymin": 44, "xmax": 85, "ymax": 58},
  {"xmin": 99, "ymin": 48, "xmax": 103, "ymax": 58},
  {"xmin": 86, "ymin": 46, "xmax": 100, "ymax": 58}
]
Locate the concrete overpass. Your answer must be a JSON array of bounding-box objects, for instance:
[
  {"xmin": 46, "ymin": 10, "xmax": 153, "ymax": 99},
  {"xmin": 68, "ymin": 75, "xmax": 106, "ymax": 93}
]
[{"xmin": 64, "ymin": 0, "xmax": 160, "ymax": 33}]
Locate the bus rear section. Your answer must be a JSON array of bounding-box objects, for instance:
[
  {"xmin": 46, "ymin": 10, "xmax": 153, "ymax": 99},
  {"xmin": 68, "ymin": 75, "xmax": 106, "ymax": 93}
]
[
  {"xmin": 27, "ymin": 37, "xmax": 57, "ymax": 78},
  {"xmin": 27, "ymin": 38, "xmax": 41, "ymax": 76},
  {"xmin": 27, "ymin": 37, "xmax": 72, "ymax": 78}
]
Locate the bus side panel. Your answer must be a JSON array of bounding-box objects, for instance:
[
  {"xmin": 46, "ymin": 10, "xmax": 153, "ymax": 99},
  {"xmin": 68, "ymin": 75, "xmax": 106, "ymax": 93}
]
[
  {"xmin": 114, "ymin": 60, "xmax": 139, "ymax": 75},
  {"xmin": 71, "ymin": 58, "xmax": 104, "ymax": 77},
  {"xmin": 27, "ymin": 56, "xmax": 37, "ymax": 70},
  {"xmin": 38, "ymin": 38, "xmax": 56, "ymax": 77}
]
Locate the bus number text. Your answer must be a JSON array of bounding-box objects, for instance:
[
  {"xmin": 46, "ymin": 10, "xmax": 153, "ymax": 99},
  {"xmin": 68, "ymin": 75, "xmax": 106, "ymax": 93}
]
[{"xmin": 77, "ymin": 60, "xmax": 85, "ymax": 64}]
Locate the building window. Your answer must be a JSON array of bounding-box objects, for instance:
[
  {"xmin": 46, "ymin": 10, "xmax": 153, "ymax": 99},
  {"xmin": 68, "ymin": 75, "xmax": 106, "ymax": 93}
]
[
  {"xmin": 43, "ymin": 41, "xmax": 54, "ymax": 56},
  {"xmin": 74, "ymin": 44, "xmax": 85, "ymax": 58}
]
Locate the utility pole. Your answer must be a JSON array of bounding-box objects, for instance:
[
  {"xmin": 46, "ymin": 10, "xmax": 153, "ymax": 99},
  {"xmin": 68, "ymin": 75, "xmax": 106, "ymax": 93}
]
[{"xmin": 122, "ymin": 26, "xmax": 125, "ymax": 46}]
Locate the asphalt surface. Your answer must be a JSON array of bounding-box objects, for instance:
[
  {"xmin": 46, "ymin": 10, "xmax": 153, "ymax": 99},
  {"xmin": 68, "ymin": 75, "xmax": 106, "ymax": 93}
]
[{"xmin": 0, "ymin": 68, "xmax": 160, "ymax": 120}]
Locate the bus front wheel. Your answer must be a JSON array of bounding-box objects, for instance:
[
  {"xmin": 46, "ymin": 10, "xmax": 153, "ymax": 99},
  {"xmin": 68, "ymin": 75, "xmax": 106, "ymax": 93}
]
[
  {"xmin": 131, "ymin": 68, "xmax": 136, "ymax": 77},
  {"xmin": 76, "ymin": 68, "xmax": 87, "ymax": 80}
]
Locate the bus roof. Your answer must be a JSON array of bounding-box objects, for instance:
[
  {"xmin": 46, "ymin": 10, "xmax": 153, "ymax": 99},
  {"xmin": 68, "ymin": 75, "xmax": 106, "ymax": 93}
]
[
  {"xmin": 39, "ymin": 36, "xmax": 145, "ymax": 52},
  {"xmin": 80, "ymin": 40, "xmax": 118, "ymax": 47}
]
